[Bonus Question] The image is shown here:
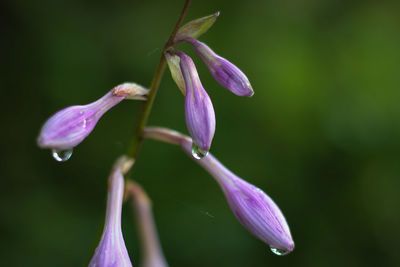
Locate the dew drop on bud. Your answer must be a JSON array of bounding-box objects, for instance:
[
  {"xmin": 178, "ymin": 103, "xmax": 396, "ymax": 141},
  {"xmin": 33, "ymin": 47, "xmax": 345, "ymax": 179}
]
[
  {"xmin": 52, "ymin": 149, "xmax": 73, "ymax": 162},
  {"xmin": 270, "ymin": 247, "xmax": 290, "ymax": 256},
  {"xmin": 191, "ymin": 143, "xmax": 208, "ymax": 160}
]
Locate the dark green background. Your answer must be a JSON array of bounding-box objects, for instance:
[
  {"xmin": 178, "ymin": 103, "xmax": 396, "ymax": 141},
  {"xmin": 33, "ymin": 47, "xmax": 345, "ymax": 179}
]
[{"xmin": 2, "ymin": 0, "xmax": 400, "ymax": 266}]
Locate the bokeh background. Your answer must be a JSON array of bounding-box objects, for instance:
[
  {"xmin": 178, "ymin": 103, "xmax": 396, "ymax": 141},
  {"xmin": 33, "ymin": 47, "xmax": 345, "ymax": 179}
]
[{"xmin": 2, "ymin": 0, "xmax": 400, "ymax": 266}]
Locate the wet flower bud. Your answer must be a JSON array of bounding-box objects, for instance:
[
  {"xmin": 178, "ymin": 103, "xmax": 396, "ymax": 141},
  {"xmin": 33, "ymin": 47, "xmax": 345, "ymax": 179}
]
[
  {"xmin": 37, "ymin": 83, "xmax": 148, "ymax": 154},
  {"xmin": 180, "ymin": 138, "xmax": 294, "ymax": 254},
  {"xmin": 89, "ymin": 156, "xmax": 134, "ymax": 267},
  {"xmin": 187, "ymin": 38, "xmax": 254, "ymax": 97},
  {"xmin": 143, "ymin": 127, "xmax": 295, "ymax": 255},
  {"xmin": 175, "ymin": 12, "xmax": 220, "ymax": 42},
  {"xmin": 176, "ymin": 51, "xmax": 216, "ymax": 157}
]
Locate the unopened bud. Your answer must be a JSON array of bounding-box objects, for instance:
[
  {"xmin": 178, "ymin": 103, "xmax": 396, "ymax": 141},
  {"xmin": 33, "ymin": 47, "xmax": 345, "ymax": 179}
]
[
  {"xmin": 176, "ymin": 51, "xmax": 216, "ymax": 156},
  {"xmin": 89, "ymin": 156, "xmax": 134, "ymax": 267},
  {"xmin": 37, "ymin": 83, "xmax": 148, "ymax": 152},
  {"xmin": 188, "ymin": 38, "xmax": 254, "ymax": 97},
  {"xmin": 142, "ymin": 127, "xmax": 294, "ymax": 255},
  {"xmin": 180, "ymin": 138, "xmax": 294, "ymax": 254}
]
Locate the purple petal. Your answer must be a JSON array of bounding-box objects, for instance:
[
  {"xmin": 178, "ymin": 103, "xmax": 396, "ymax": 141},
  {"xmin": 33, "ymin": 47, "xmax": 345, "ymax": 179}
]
[
  {"xmin": 37, "ymin": 91, "xmax": 124, "ymax": 151},
  {"xmin": 180, "ymin": 139, "xmax": 294, "ymax": 253},
  {"xmin": 177, "ymin": 51, "xmax": 216, "ymax": 153},
  {"xmin": 188, "ymin": 38, "xmax": 254, "ymax": 97},
  {"xmin": 89, "ymin": 158, "xmax": 133, "ymax": 267}
]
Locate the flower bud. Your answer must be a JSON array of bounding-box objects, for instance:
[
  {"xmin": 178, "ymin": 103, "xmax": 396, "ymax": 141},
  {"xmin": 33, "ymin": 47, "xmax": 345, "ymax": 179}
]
[
  {"xmin": 188, "ymin": 38, "xmax": 254, "ymax": 97},
  {"xmin": 180, "ymin": 138, "xmax": 294, "ymax": 254},
  {"xmin": 37, "ymin": 83, "xmax": 148, "ymax": 152},
  {"xmin": 176, "ymin": 51, "xmax": 216, "ymax": 156},
  {"xmin": 89, "ymin": 156, "xmax": 134, "ymax": 267},
  {"xmin": 143, "ymin": 127, "xmax": 294, "ymax": 254}
]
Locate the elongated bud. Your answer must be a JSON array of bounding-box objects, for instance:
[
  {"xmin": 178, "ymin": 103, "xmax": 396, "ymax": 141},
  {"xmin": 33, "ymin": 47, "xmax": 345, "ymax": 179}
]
[
  {"xmin": 142, "ymin": 127, "xmax": 294, "ymax": 254},
  {"xmin": 37, "ymin": 83, "xmax": 148, "ymax": 152},
  {"xmin": 175, "ymin": 51, "xmax": 216, "ymax": 157},
  {"xmin": 187, "ymin": 38, "xmax": 254, "ymax": 97},
  {"xmin": 89, "ymin": 156, "xmax": 134, "ymax": 267},
  {"xmin": 181, "ymin": 139, "xmax": 294, "ymax": 254},
  {"xmin": 175, "ymin": 12, "xmax": 220, "ymax": 42},
  {"xmin": 165, "ymin": 51, "xmax": 186, "ymax": 95}
]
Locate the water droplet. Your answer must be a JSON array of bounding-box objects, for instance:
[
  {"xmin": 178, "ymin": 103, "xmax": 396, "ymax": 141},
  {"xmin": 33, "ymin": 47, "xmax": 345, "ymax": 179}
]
[
  {"xmin": 191, "ymin": 143, "xmax": 208, "ymax": 160},
  {"xmin": 52, "ymin": 149, "xmax": 73, "ymax": 162},
  {"xmin": 270, "ymin": 247, "xmax": 290, "ymax": 256}
]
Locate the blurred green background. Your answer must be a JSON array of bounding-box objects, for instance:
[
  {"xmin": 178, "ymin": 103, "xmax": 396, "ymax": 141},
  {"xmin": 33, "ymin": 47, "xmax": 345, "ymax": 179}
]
[{"xmin": 2, "ymin": 0, "xmax": 400, "ymax": 266}]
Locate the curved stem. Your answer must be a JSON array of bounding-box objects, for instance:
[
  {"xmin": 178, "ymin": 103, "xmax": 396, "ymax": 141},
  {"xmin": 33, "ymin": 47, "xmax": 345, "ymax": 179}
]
[
  {"xmin": 126, "ymin": 181, "xmax": 168, "ymax": 267},
  {"xmin": 125, "ymin": 0, "xmax": 191, "ymax": 176}
]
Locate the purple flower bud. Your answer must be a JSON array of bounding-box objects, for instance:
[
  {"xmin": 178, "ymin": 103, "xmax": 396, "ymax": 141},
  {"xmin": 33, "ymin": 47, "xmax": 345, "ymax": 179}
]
[
  {"xmin": 188, "ymin": 38, "xmax": 254, "ymax": 97},
  {"xmin": 176, "ymin": 51, "xmax": 216, "ymax": 157},
  {"xmin": 37, "ymin": 83, "xmax": 148, "ymax": 154},
  {"xmin": 181, "ymin": 139, "xmax": 294, "ymax": 254},
  {"xmin": 89, "ymin": 157, "xmax": 134, "ymax": 267}
]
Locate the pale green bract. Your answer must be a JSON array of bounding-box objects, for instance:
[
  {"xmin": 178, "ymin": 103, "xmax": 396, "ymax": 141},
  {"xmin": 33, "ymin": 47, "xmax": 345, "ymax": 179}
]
[
  {"xmin": 175, "ymin": 12, "xmax": 220, "ymax": 41},
  {"xmin": 165, "ymin": 52, "xmax": 186, "ymax": 95}
]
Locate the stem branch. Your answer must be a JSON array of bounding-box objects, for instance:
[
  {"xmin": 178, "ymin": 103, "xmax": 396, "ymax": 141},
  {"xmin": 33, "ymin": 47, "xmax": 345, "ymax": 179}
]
[{"xmin": 125, "ymin": 0, "xmax": 191, "ymax": 173}]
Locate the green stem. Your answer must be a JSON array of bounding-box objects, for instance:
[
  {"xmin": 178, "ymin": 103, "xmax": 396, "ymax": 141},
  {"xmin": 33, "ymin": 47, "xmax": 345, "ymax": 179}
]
[{"xmin": 125, "ymin": 0, "xmax": 191, "ymax": 173}]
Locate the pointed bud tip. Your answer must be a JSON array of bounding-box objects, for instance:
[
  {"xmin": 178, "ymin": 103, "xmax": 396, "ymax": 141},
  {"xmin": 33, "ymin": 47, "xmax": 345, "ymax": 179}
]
[
  {"xmin": 245, "ymin": 88, "xmax": 254, "ymax": 97},
  {"xmin": 275, "ymin": 238, "xmax": 295, "ymax": 252},
  {"xmin": 226, "ymin": 181, "xmax": 294, "ymax": 251},
  {"xmin": 112, "ymin": 82, "xmax": 149, "ymax": 100},
  {"xmin": 288, "ymin": 241, "xmax": 295, "ymax": 251},
  {"xmin": 36, "ymin": 136, "xmax": 45, "ymax": 148}
]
